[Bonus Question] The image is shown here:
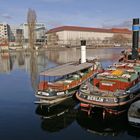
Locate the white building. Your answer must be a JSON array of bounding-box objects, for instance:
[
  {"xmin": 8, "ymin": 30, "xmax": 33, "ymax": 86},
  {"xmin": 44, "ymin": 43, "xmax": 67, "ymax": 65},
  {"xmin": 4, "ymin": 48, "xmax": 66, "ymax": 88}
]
[
  {"xmin": 20, "ymin": 23, "xmax": 46, "ymax": 42},
  {"xmin": 47, "ymin": 26, "xmax": 131, "ymax": 47},
  {"xmin": 10, "ymin": 25, "xmax": 17, "ymax": 42},
  {"xmin": 0, "ymin": 23, "xmax": 10, "ymax": 45},
  {"xmin": 10, "ymin": 26, "xmax": 22, "ymax": 41}
]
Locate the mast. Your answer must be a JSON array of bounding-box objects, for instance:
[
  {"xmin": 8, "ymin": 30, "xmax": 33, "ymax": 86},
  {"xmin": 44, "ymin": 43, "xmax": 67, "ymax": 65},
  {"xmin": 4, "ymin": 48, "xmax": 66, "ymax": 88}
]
[{"xmin": 132, "ymin": 18, "xmax": 139, "ymax": 60}]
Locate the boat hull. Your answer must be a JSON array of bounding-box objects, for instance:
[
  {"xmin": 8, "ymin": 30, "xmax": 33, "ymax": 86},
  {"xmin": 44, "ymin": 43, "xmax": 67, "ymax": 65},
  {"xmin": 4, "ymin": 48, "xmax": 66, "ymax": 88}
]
[
  {"xmin": 128, "ymin": 100, "xmax": 140, "ymax": 127},
  {"xmin": 128, "ymin": 116, "xmax": 140, "ymax": 128},
  {"xmin": 35, "ymin": 86, "xmax": 78, "ymax": 105},
  {"xmin": 76, "ymin": 88, "xmax": 140, "ymax": 114}
]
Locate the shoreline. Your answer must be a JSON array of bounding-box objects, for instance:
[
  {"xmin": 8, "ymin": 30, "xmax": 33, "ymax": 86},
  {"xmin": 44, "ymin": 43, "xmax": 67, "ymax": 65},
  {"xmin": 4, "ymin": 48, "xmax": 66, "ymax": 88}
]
[{"xmin": 0, "ymin": 45, "xmax": 130, "ymax": 53}]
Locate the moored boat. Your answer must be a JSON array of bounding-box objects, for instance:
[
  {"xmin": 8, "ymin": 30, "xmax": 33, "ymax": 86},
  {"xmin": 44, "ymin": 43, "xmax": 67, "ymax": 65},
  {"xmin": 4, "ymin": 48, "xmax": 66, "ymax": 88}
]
[
  {"xmin": 76, "ymin": 18, "xmax": 140, "ymax": 115},
  {"xmin": 76, "ymin": 62, "xmax": 140, "ymax": 114},
  {"xmin": 35, "ymin": 40, "xmax": 101, "ymax": 106},
  {"xmin": 128, "ymin": 100, "xmax": 140, "ymax": 127}
]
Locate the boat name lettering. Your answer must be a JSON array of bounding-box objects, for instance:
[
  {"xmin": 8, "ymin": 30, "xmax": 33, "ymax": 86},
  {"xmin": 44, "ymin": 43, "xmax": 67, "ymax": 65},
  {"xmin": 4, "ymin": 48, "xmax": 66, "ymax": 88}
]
[
  {"xmin": 87, "ymin": 96, "xmax": 104, "ymax": 102},
  {"xmin": 101, "ymin": 83, "xmax": 113, "ymax": 86},
  {"xmin": 41, "ymin": 92, "xmax": 49, "ymax": 96}
]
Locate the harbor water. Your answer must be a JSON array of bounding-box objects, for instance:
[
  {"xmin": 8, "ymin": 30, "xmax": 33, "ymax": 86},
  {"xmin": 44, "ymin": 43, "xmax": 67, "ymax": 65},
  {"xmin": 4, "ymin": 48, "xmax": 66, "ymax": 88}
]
[{"xmin": 0, "ymin": 48, "xmax": 140, "ymax": 140}]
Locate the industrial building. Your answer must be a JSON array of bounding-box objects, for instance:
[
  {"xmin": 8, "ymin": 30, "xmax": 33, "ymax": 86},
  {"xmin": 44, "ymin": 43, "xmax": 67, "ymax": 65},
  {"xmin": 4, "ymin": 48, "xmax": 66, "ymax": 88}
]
[{"xmin": 47, "ymin": 26, "xmax": 132, "ymax": 47}]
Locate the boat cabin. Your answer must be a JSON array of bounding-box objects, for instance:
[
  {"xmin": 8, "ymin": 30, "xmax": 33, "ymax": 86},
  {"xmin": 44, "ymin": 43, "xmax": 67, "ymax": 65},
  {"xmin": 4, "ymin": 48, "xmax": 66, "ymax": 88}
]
[
  {"xmin": 38, "ymin": 62, "xmax": 95, "ymax": 92},
  {"xmin": 93, "ymin": 62, "xmax": 140, "ymax": 92}
]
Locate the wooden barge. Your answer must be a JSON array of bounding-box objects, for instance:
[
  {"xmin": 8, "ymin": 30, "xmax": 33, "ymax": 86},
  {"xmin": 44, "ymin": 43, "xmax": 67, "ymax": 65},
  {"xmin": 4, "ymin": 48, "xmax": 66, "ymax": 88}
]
[
  {"xmin": 35, "ymin": 40, "xmax": 101, "ymax": 106},
  {"xmin": 76, "ymin": 62, "xmax": 140, "ymax": 114},
  {"xmin": 76, "ymin": 18, "xmax": 140, "ymax": 115}
]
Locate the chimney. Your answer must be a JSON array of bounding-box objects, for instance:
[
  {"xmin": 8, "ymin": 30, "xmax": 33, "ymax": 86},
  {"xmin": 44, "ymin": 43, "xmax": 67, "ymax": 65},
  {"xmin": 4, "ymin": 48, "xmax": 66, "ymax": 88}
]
[
  {"xmin": 132, "ymin": 18, "xmax": 139, "ymax": 60},
  {"xmin": 81, "ymin": 40, "xmax": 86, "ymax": 63}
]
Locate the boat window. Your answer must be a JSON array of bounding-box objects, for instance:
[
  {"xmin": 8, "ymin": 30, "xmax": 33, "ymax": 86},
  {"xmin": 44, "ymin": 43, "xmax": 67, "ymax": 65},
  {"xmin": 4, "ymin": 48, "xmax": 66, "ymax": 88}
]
[
  {"xmin": 39, "ymin": 75, "xmax": 63, "ymax": 82},
  {"xmin": 128, "ymin": 54, "xmax": 132, "ymax": 60},
  {"xmin": 54, "ymin": 76, "xmax": 65, "ymax": 82},
  {"xmin": 81, "ymin": 69, "xmax": 88, "ymax": 73},
  {"xmin": 137, "ymin": 108, "xmax": 140, "ymax": 113}
]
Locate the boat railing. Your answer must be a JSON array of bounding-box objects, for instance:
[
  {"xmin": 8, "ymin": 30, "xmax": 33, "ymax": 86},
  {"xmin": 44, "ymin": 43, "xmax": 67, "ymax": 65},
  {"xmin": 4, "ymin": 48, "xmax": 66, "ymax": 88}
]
[
  {"xmin": 38, "ymin": 70, "xmax": 95, "ymax": 91},
  {"xmin": 48, "ymin": 82, "xmax": 66, "ymax": 91},
  {"xmin": 66, "ymin": 70, "xmax": 94, "ymax": 89}
]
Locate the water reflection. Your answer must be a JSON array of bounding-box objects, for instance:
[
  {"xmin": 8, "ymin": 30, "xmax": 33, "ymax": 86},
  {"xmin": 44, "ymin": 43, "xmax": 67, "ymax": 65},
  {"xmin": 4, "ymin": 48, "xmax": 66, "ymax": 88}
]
[
  {"xmin": 76, "ymin": 110, "xmax": 140, "ymax": 138},
  {"xmin": 76, "ymin": 110, "xmax": 127, "ymax": 136},
  {"xmin": 0, "ymin": 48, "xmax": 123, "ymax": 93},
  {"xmin": 1, "ymin": 48, "xmax": 140, "ymax": 140},
  {"xmin": 0, "ymin": 51, "xmax": 48, "ymax": 92},
  {"xmin": 0, "ymin": 48, "xmax": 123, "ymax": 74},
  {"xmin": 46, "ymin": 48, "xmax": 123, "ymax": 64},
  {"xmin": 18, "ymin": 52, "xmax": 25, "ymax": 66},
  {"xmin": 0, "ymin": 53, "xmax": 10, "ymax": 73},
  {"xmin": 46, "ymin": 48, "xmax": 77, "ymax": 63},
  {"xmin": 0, "ymin": 51, "xmax": 48, "ymax": 73},
  {"xmin": 30, "ymin": 52, "xmax": 38, "ymax": 92},
  {"xmin": 35, "ymin": 97, "xmax": 78, "ymax": 132},
  {"xmin": 127, "ymin": 126, "xmax": 140, "ymax": 138},
  {"xmin": 35, "ymin": 98, "xmax": 140, "ymax": 138}
]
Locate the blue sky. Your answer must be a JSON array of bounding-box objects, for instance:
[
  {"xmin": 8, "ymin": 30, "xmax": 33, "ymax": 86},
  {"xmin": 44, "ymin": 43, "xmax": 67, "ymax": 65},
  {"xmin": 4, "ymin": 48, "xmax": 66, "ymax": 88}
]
[{"xmin": 0, "ymin": 0, "xmax": 140, "ymax": 29}]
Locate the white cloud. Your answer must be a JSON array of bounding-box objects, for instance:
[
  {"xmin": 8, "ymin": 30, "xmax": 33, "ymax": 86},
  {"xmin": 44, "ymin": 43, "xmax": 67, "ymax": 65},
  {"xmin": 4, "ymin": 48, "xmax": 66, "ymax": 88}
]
[
  {"xmin": 1, "ymin": 13, "xmax": 12, "ymax": 19},
  {"xmin": 102, "ymin": 19, "xmax": 132, "ymax": 29}
]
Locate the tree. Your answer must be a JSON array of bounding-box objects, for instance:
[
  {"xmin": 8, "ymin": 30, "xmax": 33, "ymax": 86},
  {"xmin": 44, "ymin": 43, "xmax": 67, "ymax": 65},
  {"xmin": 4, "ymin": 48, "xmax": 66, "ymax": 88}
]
[
  {"xmin": 27, "ymin": 8, "xmax": 37, "ymax": 50},
  {"xmin": 111, "ymin": 34, "xmax": 129, "ymax": 46}
]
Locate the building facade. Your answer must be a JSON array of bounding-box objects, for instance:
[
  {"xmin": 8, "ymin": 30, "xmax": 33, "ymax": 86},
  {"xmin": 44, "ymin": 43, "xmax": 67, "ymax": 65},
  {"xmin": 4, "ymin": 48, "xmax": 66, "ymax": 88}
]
[
  {"xmin": 0, "ymin": 23, "xmax": 10, "ymax": 45},
  {"xmin": 20, "ymin": 23, "xmax": 46, "ymax": 43},
  {"xmin": 47, "ymin": 26, "xmax": 132, "ymax": 47}
]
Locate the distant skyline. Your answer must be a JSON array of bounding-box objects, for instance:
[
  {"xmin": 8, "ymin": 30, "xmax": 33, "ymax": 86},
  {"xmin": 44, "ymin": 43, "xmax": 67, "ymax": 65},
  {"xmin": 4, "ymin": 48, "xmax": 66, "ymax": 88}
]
[{"xmin": 0, "ymin": 0, "xmax": 140, "ymax": 29}]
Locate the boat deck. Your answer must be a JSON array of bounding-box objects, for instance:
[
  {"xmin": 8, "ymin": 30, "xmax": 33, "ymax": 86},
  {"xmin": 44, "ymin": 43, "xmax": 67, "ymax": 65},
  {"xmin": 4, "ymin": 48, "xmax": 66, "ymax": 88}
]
[
  {"xmin": 97, "ymin": 69, "xmax": 138, "ymax": 83},
  {"xmin": 80, "ymin": 82, "xmax": 124, "ymax": 97}
]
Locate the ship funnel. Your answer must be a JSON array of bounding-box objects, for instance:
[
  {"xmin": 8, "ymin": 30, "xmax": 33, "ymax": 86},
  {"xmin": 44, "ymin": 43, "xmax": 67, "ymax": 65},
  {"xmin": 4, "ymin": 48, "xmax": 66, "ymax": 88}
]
[
  {"xmin": 81, "ymin": 40, "xmax": 86, "ymax": 63},
  {"xmin": 132, "ymin": 18, "xmax": 139, "ymax": 60}
]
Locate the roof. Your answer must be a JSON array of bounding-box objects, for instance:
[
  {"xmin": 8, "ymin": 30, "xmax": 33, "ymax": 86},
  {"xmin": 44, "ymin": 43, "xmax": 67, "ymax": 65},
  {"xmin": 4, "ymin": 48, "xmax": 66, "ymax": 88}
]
[
  {"xmin": 40, "ymin": 62, "xmax": 93, "ymax": 76},
  {"xmin": 47, "ymin": 26, "xmax": 132, "ymax": 34}
]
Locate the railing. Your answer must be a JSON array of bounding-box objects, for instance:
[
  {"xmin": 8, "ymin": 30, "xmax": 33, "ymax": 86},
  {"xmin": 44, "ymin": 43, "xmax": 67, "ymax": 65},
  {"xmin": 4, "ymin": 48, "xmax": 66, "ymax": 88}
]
[
  {"xmin": 39, "ymin": 70, "xmax": 95, "ymax": 91},
  {"xmin": 48, "ymin": 83, "xmax": 65, "ymax": 91}
]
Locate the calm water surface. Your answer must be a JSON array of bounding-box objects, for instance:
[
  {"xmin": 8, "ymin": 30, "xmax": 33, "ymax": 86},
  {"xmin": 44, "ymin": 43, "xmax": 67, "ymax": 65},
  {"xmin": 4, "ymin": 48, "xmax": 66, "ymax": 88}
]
[{"xmin": 0, "ymin": 48, "xmax": 140, "ymax": 140}]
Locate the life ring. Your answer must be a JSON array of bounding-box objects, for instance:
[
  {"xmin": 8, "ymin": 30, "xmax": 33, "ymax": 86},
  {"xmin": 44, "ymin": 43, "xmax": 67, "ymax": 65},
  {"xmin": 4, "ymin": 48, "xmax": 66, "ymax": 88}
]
[
  {"xmin": 114, "ymin": 98, "xmax": 119, "ymax": 103},
  {"xmin": 130, "ymin": 94, "xmax": 134, "ymax": 99}
]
